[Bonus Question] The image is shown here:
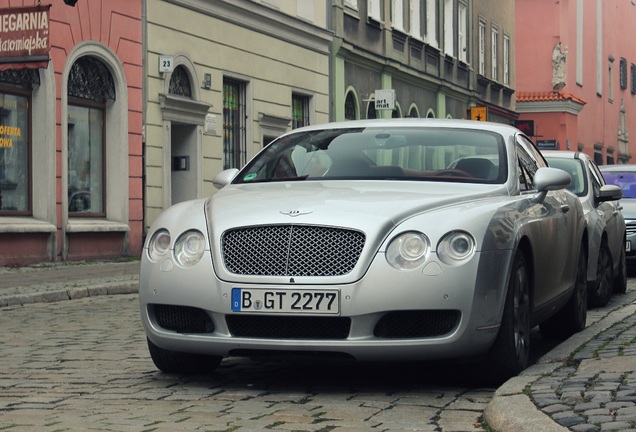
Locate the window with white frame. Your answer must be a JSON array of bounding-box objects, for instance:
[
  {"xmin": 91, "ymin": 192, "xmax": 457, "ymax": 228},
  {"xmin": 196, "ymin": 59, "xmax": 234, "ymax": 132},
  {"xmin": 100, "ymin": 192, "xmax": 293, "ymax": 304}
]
[
  {"xmin": 443, "ymin": 0, "xmax": 453, "ymax": 56},
  {"xmin": 223, "ymin": 77, "xmax": 247, "ymax": 170},
  {"xmin": 392, "ymin": 0, "xmax": 404, "ymax": 31},
  {"xmin": 292, "ymin": 93, "xmax": 310, "ymax": 129},
  {"xmin": 479, "ymin": 20, "xmax": 486, "ymax": 75},
  {"xmin": 410, "ymin": 0, "xmax": 422, "ymax": 38},
  {"xmin": 368, "ymin": 0, "xmax": 382, "ymax": 21},
  {"xmin": 425, "ymin": 0, "xmax": 438, "ymax": 48},
  {"xmin": 491, "ymin": 26, "xmax": 499, "ymax": 81},
  {"xmin": 503, "ymin": 34, "xmax": 510, "ymax": 85},
  {"xmin": 458, "ymin": 3, "xmax": 467, "ymax": 63}
]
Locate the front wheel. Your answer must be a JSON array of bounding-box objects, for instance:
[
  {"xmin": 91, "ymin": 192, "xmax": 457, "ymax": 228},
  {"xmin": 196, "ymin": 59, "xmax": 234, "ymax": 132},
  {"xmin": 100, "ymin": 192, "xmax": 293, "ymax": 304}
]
[
  {"xmin": 483, "ymin": 251, "xmax": 531, "ymax": 381},
  {"xmin": 540, "ymin": 243, "xmax": 587, "ymax": 339},
  {"xmin": 147, "ymin": 338, "xmax": 222, "ymax": 374}
]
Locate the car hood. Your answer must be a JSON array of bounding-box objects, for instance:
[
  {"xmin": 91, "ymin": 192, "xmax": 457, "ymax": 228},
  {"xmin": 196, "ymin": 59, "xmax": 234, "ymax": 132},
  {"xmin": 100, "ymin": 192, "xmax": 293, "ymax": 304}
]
[{"xmin": 206, "ymin": 180, "xmax": 508, "ymax": 234}]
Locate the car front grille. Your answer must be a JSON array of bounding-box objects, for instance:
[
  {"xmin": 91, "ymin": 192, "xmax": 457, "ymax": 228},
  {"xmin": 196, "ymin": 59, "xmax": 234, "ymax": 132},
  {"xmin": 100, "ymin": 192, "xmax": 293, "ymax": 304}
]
[
  {"xmin": 626, "ymin": 220, "xmax": 636, "ymax": 235},
  {"xmin": 151, "ymin": 304, "xmax": 215, "ymax": 334},
  {"xmin": 222, "ymin": 225, "xmax": 365, "ymax": 276},
  {"xmin": 226, "ymin": 315, "xmax": 351, "ymax": 339},
  {"xmin": 373, "ymin": 310, "xmax": 461, "ymax": 338}
]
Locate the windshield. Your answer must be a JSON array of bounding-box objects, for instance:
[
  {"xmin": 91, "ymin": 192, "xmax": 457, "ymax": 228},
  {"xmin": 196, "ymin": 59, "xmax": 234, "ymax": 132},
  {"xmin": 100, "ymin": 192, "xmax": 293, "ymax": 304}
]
[
  {"xmin": 602, "ymin": 170, "xmax": 636, "ymax": 198},
  {"xmin": 544, "ymin": 157, "xmax": 587, "ymax": 197},
  {"xmin": 235, "ymin": 127, "xmax": 507, "ymax": 184}
]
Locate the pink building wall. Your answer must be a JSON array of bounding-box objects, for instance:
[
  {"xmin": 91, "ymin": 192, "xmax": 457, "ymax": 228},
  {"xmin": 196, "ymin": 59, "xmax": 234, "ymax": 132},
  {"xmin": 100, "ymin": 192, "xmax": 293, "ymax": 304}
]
[
  {"xmin": 0, "ymin": 0, "xmax": 143, "ymax": 265},
  {"xmin": 516, "ymin": 0, "xmax": 636, "ymax": 164}
]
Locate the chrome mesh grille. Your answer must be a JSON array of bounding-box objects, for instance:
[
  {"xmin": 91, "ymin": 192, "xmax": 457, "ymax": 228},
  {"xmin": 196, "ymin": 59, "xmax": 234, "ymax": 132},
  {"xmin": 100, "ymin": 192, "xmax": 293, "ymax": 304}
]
[{"xmin": 222, "ymin": 225, "xmax": 365, "ymax": 276}]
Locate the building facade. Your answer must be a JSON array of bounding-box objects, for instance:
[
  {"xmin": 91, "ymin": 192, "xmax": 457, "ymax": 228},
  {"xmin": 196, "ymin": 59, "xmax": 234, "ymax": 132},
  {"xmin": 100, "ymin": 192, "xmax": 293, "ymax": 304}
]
[
  {"xmin": 332, "ymin": 0, "xmax": 474, "ymax": 122},
  {"xmin": 143, "ymin": 0, "xmax": 332, "ymax": 230},
  {"xmin": 516, "ymin": 0, "xmax": 636, "ymax": 164},
  {"xmin": 472, "ymin": 0, "xmax": 516, "ymax": 124},
  {"xmin": 0, "ymin": 1, "xmax": 143, "ymax": 265}
]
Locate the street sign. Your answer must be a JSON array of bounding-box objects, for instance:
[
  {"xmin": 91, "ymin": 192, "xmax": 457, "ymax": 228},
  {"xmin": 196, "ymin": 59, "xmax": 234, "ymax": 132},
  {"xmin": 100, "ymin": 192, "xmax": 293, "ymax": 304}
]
[{"xmin": 470, "ymin": 106, "xmax": 487, "ymax": 121}]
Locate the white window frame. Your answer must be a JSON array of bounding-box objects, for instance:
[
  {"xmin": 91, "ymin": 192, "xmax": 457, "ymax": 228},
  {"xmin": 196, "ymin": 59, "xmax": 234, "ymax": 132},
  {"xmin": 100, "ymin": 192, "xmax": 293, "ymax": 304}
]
[
  {"xmin": 491, "ymin": 26, "xmax": 499, "ymax": 81},
  {"xmin": 345, "ymin": 0, "xmax": 359, "ymax": 9},
  {"xmin": 503, "ymin": 34, "xmax": 510, "ymax": 85},
  {"xmin": 410, "ymin": 0, "xmax": 422, "ymax": 38},
  {"xmin": 479, "ymin": 20, "xmax": 486, "ymax": 75},
  {"xmin": 458, "ymin": 3, "xmax": 467, "ymax": 63},
  {"xmin": 392, "ymin": 0, "xmax": 404, "ymax": 31},
  {"xmin": 425, "ymin": 0, "xmax": 438, "ymax": 48},
  {"xmin": 443, "ymin": 0, "xmax": 453, "ymax": 57},
  {"xmin": 369, "ymin": 0, "xmax": 382, "ymax": 21}
]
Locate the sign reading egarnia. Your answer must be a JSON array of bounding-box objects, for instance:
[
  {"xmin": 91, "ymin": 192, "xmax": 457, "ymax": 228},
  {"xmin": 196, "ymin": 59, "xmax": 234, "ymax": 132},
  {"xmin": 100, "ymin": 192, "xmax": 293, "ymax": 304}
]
[{"xmin": 0, "ymin": 5, "xmax": 51, "ymax": 70}]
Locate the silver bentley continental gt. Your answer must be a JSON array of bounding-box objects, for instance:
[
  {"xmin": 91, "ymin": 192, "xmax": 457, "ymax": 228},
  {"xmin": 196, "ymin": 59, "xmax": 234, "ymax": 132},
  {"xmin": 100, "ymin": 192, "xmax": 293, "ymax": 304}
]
[{"xmin": 140, "ymin": 118, "xmax": 589, "ymax": 380}]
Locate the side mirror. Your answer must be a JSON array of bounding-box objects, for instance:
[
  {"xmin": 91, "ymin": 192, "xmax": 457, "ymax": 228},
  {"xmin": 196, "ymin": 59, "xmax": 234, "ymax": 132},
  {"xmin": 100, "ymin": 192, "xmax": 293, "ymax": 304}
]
[
  {"xmin": 212, "ymin": 168, "xmax": 239, "ymax": 189},
  {"xmin": 531, "ymin": 167, "xmax": 571, "ymax": 203},
  {"xmin": 596, "ymin": 184, "xmax": 623, "ymax": 203}
]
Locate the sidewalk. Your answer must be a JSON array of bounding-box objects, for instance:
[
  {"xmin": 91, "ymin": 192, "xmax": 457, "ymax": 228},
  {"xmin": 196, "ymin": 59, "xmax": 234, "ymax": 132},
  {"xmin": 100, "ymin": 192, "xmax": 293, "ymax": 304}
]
[
  {"xmin": 0, "ymin": 260, "xmax": 635, "ymax": 431},
  {"xmin": 0, "ymin": 259, "xmax": 140, "ymax": 307}
]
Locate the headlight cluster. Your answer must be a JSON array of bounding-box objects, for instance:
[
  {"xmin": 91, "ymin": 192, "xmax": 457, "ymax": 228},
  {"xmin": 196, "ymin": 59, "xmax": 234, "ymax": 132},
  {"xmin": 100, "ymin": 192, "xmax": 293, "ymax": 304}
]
[
  {"xmin": 147, "ymin": 229, "xmax": 206, "ymax": 267},
  {"xmin": 386, "ymin": 230, "xmax": 475, "ymax": 270}
]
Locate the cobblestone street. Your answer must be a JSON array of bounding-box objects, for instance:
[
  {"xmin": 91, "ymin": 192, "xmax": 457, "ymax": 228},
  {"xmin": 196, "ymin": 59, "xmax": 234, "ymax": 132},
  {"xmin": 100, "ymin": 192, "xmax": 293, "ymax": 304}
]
[{"xmin": 0, "ymin": 294, "xmax": 495, "ymax": 432}]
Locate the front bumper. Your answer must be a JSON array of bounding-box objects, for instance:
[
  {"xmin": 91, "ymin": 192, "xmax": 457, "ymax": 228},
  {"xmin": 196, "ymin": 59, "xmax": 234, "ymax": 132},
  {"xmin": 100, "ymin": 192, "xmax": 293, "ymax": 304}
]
[{"xmin": 139, "ymin": 249, "xmax": 513, "ymax": 362}]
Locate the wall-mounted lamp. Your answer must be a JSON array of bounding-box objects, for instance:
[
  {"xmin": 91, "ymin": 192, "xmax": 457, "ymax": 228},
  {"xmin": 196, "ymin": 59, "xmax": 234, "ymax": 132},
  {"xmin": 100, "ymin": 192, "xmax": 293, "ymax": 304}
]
[{"xmin": 64, "ymin": 0, "xmax": 78, "ymax": 6}]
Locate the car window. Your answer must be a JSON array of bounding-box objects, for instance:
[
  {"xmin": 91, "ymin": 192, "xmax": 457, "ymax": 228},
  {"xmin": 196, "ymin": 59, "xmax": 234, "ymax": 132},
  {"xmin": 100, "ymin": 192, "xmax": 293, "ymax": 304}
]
[
  {"xmin": 602, "ymin": 169, "xmax": 636, "ymax": 198},
  {"xmin": 235, "ymin": 127, "xmax": 507, "ymax": 184}
]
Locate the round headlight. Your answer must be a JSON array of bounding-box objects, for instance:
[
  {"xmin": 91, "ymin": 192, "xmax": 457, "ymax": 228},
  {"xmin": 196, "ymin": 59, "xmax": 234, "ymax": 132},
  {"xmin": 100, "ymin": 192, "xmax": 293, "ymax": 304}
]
[
  {"xmin": 386, "ymin": 232, "xmax": 430, "ymax": 270},
  {"xmin": 437, "ymin": 231, "xmax": 475, "ymax": 265},
  {"xmin": 147, "ymin": 229, "xmax": 171, "ymax": 262},
  {"xmin": 174, "ymin": 230, "xmax": 206, "ymax": 267}
]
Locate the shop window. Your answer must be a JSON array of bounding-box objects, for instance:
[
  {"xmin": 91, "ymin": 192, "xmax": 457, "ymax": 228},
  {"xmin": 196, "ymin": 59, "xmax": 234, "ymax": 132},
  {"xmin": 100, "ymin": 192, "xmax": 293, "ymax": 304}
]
[
  {"xmin": 223, "ymin": 77, "xmax": 247, "ymax": 169},
  {"xmin": 0, "ymin": 70, "xmax": 38, "ymax": 215},
  {"xmin": 292, "ymin": 93, "xmax": 310, "ymax": 129},
  {"xmin": 67, "ymin": 56, "xmax": 114, "ymax": 216}
]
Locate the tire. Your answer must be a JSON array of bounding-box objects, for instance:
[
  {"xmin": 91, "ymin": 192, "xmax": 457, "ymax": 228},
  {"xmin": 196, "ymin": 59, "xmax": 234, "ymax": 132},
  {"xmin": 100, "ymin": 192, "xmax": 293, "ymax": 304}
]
[
  {"xmin": 588, "ymin": 242, "xmax": 613, "ymax": 307},
  {"xmin": 540, "ymin": 243, "xmax": 587, "ymax": 339},
  {"xmin": 147, "ymin": 338, "xmax": 222, "ymax": 374},
  {"xmin": 483, "ymin": 251, "xmax": 531, "ymax": 381},
  {"xmin": 614, "ymin": 244, "xmax": 627, "ymax": 294}
]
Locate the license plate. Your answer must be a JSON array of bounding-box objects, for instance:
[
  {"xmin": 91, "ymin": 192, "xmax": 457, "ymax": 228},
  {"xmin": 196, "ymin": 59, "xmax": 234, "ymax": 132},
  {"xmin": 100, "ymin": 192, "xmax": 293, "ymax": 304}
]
[
  {"xmin": 231, "ymin": 288, "xmax": 339, "ymax": 314},
  {"xmin": 627, "ymin": 241, "xmax": 631, "ymax": 252}
]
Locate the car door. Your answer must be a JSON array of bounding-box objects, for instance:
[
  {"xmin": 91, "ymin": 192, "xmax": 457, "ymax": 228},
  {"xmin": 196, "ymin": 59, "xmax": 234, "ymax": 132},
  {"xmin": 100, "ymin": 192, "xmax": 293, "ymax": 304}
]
[
  {"xmin": 516, "ymin": 135, "xmax": 574, "ymax": 309},
  {"xmin": 588, "ymin": 159, "xmax": 624, "ymax": 265}
]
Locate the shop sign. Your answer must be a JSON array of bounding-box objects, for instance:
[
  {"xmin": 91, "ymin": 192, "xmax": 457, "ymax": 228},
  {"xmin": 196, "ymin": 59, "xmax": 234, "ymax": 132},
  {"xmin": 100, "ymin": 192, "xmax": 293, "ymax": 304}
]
[
  {"xmin": 537, "ymin": 140, "xmax": 558, "ymax": 150},
  {"xmin": 0, "ymin": 5, "xmax": 51, "ymax": 71},
  {"xmin": 375, "ymin": 89, "xmax": 395, "ymax": 110}
]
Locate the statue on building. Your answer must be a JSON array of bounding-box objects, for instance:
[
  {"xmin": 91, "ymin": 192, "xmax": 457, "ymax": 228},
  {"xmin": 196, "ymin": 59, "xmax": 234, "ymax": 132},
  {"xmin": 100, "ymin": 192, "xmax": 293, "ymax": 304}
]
[{"xmin": 552, "ymin": 41, "xmax": 568, "ymax": 91}]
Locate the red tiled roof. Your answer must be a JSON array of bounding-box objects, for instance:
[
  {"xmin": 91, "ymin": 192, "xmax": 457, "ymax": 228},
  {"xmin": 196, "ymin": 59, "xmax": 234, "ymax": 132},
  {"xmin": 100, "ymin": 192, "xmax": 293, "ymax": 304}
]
[{"xmin": 516, "ymin": 90, "xmax": 587, "ymax": 105}]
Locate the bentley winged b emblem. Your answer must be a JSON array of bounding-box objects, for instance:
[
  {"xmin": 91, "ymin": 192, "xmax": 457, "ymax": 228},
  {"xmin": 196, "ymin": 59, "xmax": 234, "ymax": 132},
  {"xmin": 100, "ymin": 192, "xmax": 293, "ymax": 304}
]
[{"xmin": 280, "ymin": 209, "xmax": 313, "ymax": 217}]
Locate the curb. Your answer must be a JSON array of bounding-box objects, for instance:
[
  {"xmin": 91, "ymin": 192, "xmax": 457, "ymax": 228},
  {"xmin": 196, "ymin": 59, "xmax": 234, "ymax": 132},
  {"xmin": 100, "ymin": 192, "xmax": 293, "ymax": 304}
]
[
  {"xmin": 0, "ymin": 280, "xmax": 139, "ymax": 307},
  {"xmin": 483, "ymin": 301, "xmax": 636, "ymax": 432}
]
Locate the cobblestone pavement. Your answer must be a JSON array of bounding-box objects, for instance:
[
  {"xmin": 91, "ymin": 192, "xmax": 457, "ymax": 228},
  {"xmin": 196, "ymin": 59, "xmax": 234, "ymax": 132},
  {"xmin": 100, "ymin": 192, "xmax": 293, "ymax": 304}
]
[
  {"xmin": 1, "ymin": 262, "xmax": 635, "ymax": 431},
  {"xmin": 0, "ymin": 294, "xmax": 497, "ymax": 432},
  {"xmin": 528, "ymin": 308, "xmax": 636, "ymax": 432}
]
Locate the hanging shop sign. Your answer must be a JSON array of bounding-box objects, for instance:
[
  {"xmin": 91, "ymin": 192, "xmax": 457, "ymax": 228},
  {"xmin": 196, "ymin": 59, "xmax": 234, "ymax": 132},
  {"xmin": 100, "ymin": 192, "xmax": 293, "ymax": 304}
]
[
  {"xmin": 375, "ymin": 89, "xmax": 395, "ymax": 110},
  {"xmin": 0, "ymin": 5, "xmax": 51, "ymax": 71}
]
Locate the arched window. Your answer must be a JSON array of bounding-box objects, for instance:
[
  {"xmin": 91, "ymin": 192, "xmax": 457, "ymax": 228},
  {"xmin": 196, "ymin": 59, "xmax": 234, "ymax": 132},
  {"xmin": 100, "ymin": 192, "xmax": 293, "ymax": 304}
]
[
  {"xmin": 344, "ymin": 91, "xmax": 357, "ymax": 120},
  {"xmin": 367, "ymin": 100, "xmax": 376, "ymax": 119},
  {"xmin": 169, "ymin": 65, "xmax": 192, "ymax": 97},
  {"xmin": 67, "ymin": 56, "xmax": 115, "ymax": 215}
]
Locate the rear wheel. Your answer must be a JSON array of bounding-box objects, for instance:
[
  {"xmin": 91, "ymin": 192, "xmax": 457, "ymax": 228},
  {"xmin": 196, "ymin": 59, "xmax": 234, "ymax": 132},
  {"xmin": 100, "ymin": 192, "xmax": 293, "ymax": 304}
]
[
  {"xmin": 147, "ymin": 338, "xmax": 222, "ymax": 374},
  {"xmin": 540, "ymin": 244, "xmax": 587, "ymax": 339},
  {"xmin": 588, "ymin": 242, "xmax": 613, "ymax": 307},
  {"xmin": 484, "ymin": 251, "xmax": 531, "ymax": 381},
  {"xmin": 614, "ymin": 244, "xmax": 627, "ymax": 294}
]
